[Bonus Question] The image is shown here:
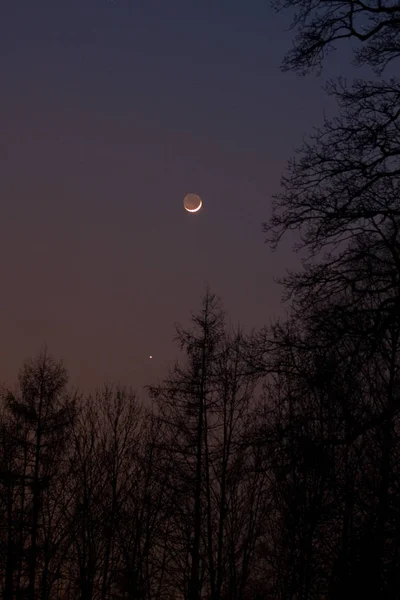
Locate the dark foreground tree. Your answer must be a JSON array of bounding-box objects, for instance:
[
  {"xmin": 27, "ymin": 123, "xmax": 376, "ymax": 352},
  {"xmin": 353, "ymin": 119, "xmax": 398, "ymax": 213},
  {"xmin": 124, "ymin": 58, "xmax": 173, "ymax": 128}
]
[
  {"xmin": 257, "ymin": 5, "xmax": 400, "ymax": 594},
  {"xmin": 259, "ymin": 96, "xmax": 400, "ymax": 595},
  {"xmin": 266, "ymin": 77, "xmax": 400, "ymax": 331},
  {"xmin": 275, "ymin": 0, "xmax": 400, "ymax": 74},
  {"xmin": 149, "ymin": 291, "xmax": 225, "ymax": 600},
  {"xmin": 246, "ymin": 290, "xmax": 400, "ymax": 599},
  {"xmin": 0, "ymin": 350, "xmax": 76, "ymax": 599},
  {"xmin": 148, "ymin": 291, "xmax": 266, "ymax": 600},
  {"xmin": 268, "ymin": 0, "xmax": 400, "ymax": 326}
]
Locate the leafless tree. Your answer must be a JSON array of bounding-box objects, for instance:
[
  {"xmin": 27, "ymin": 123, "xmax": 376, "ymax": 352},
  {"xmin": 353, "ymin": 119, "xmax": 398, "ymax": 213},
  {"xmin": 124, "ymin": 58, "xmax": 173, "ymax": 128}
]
[
  {"xmin": 274, "ymin": 0, "xmax": 400, "ymax": 75},
  {"xmin": 0, "ymin": 350, "xmax": 76, "ymax": 599},
  {"xmin": 148, "ymin": 290, "xmax": 225, "ymax": 600},
  {"xmin": 148, "ymin": 291, "xmax": 268, "ymax": 600},
  {"xmin": 245, "ymin": 258, "xmax": 400, "ymax": 597},
  {"xmin": 95, "ymin": 385, "xmax": 142, "ymax": 600}
]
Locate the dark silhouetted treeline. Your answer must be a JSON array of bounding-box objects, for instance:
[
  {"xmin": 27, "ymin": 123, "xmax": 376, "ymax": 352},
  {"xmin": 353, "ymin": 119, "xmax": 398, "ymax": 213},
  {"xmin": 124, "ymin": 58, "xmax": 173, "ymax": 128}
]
[
  {"xmin": 1, "ymin": 280, "xmax": 400, "ymax": 598},
  {"xmin": 0, "ymin": 295, "xmax": 269, "ymax": 599}
]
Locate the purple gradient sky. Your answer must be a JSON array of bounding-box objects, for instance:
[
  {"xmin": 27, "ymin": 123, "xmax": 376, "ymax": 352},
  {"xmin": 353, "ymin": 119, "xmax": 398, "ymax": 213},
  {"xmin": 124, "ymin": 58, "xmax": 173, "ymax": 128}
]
[{"xmin": 1, "ymin": 0, "xmax": 355, "ymax": 394}]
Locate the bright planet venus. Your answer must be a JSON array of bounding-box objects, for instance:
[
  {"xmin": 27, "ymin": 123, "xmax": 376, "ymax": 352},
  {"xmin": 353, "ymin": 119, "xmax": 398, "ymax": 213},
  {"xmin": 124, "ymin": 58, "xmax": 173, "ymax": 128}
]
[{"xmin": 184, "ymin": 193, "xmax": 202, "ymax": 213}]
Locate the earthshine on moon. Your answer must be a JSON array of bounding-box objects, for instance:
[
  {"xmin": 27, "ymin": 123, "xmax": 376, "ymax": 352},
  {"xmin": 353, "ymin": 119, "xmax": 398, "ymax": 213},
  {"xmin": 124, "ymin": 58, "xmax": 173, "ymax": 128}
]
[{"xmin": 184, "ymin": 193, "xmax": 202, "ymax": 213}]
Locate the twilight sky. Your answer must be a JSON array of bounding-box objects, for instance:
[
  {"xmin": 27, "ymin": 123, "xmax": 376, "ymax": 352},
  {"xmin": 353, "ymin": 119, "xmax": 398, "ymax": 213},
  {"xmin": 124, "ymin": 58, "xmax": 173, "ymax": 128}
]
[{"xmin": 1, "ymin": 0, "xmax": 356, "ymax": 394}]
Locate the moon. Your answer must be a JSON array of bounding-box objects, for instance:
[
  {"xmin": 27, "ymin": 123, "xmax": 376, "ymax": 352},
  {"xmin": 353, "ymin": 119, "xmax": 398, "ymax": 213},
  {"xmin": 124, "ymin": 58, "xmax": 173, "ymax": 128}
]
[{"xmin": 184, "ymin": 193, "xmax": 202, "ymax": 213}]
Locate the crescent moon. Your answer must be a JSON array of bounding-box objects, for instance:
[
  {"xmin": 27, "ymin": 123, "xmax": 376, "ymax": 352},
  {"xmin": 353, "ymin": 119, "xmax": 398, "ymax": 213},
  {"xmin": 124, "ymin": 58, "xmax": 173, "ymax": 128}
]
[
  {"xmin": 185, "ymin": 199, "xmax": 202, "ymax": 213},
  {"xmin": 184, "ymin": 193, "xmax": 203, "ymax": 213}
]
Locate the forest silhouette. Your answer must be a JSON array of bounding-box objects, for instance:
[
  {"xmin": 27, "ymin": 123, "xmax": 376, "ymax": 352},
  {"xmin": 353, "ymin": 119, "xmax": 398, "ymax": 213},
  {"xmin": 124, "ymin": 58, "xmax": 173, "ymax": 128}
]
[{"xmin": 2, "ymin": 0, "xmax": 400, "ymax": 598}]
